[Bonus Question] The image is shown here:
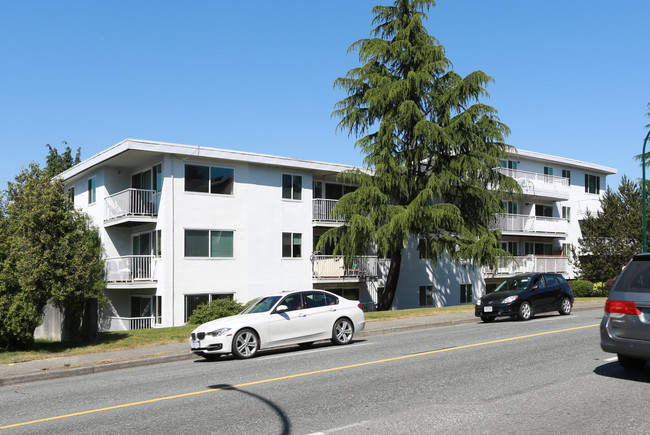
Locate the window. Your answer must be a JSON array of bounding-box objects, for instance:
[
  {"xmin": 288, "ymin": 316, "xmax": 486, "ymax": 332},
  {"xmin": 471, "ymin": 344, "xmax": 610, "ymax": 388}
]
[
  {"xmin": 500, "ymin": 160, "xmax": 517, "ymax": 170},
  {"xmin": 133, "ymin": 164, "xmax": 163, "ymax": 191},
  {"xmin": 460, "ymin": 284, "xmax": 473, "ymax": 304},
  {"xmin": 329, "ymin": 288, "xmax": 356, "ymax": 301},
  {"xmin": 67, "ymin": 187, "xmax": 75, "ymax": 204},
  {"xmin": 418, "ymin": 238, "xmax": 428, "ymax": 259},
  {"xmin": 535, "ymin": 204, "xmax": 553, "ymax": 217},
  {"xmin": 562, "ymin": 206, "xmax": 571, "ymax": 222},
  {"xmin": 184, "ymin": 230, "xmax": 234, "ymax": 258},
  {"xmin": 282, "ymin": 174, "xmax": 302, "ymax": 200},
  {"xmin": 503, "ymin": 200, "xmax": 518, "ymax": 214},
  {"xmin": 87, "ymin": 177, "xmax": 96, "ymax": 204},
  {"xmin": 562, "ymin": 169, "xmax": 571, "ymax": 185},
  {"xmin": 185, "ymin": 164, "xmax": 234, "ymax": 195},
  {"xmin": 419, "ymin": 285, "xmax": 434, "ymax": 306},
  {"xmin": 280, "ymin": 293, "xmax": 303, "ymax": 311},
  {"xmin": 184, "ymin": 293, "xmax": 234, "ymax": 322},
  {"xmin": 501, "ymin": 241, "xmax": 518, "ymax": 255},
  {"xmin": 561, "ymin": 243, "xmax": 572, "ymax": 258},
  {"xmin": 304, "ymin": 291, "xmax": 327, "ymax": 308},
  {"xmin": 544, "ymin": 166, "xmax": 553, "ymax": 176},
  {"xmin": 525, "ymin": 242, "xmax": 553, "ymax": 256},
  {"xmin": 282, "ymin": 232, "xmax": 302, "ymax": 258},
  {"xmin": 313, "ymin": 181, "xmax": 323, "ymax": 199},
  {"xmin": 585, "ymin": 174, "xmax": 600, "ymax": 194}
]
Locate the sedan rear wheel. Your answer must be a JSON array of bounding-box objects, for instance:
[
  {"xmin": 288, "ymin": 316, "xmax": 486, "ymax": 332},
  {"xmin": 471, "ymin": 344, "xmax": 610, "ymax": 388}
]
[
  {"xmin": 331, "ymin": 318, "xmax": 354, "ymax": 345},
  {"xmin": 232, "ymin": 329, "xmax": 259, "ymax": 359},
  {"xmin": 559, "ymin": 297, "xmax": 572, "ymax": 315},
  {"xmin": 618, "ymin": 354, "xmax": 647, "ymax": 370},
  {"xmin": 518, "ymin": 301, "xmax": 533, "ymax": 321}
]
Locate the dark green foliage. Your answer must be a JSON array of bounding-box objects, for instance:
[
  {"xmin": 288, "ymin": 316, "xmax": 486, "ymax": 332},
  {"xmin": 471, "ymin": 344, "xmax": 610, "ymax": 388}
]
[
  {"xmin": 569, "ymin": 280, "xmax": 594, "ymax": 297},
  {"xmin": 577, "ymin": 176, "xmax": 642, "ymax": 284},
  {"xmin": 325, "ymin": 0, "xmax": 519, "ymax": 309},
  {"xmin": 44, "ymin": 142, "xmax": 81, "ymax": 179},
  {"xmin": 188, "ymin": 299, "xmax": 245, "ymax": 325},
  {"xmin": 0, "ymin": 160, "xmax": 105, "ymax": 349}
]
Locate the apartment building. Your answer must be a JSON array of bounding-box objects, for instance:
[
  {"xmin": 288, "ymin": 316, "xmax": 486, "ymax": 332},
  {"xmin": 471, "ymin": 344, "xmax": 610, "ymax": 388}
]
[{"xmin": 59, "ymin": 139, "xmax": 616, "ymax": 330}]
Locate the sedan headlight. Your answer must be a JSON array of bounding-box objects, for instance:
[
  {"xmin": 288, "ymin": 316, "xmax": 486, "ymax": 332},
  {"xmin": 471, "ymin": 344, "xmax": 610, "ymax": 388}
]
[
  {"xmin": 475, "ymin": 298, "xmax": 482, "ymax": 306},
  {"xmin": 501, "ymin": 295, "xmax": 519, "ymax": 304},
  {"xmin": 207, "ymin": 328, "xmax": 231, "ymax": 337}
]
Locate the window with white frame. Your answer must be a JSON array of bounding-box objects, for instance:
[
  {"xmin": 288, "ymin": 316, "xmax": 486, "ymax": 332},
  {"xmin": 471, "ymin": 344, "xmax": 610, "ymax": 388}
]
[
  {"xmin": 282, "ymin": 232, "xmax": 302, "ymax": 258},
  {"xmin": 87, "ymin": 176, "xmax": 96, "ymax": 204},
  {"xmin": 282, "ymin": 174, "xmax": 302, "ymax": 200},
  {"xmin": 562, "ymin": 206, "xmax": 571, "ymax": 222},
  {"xmin": 544, "ymin": 166, "xmax": 553, "ymax": 176},
  {"xmin": 419, "ymin": 285, "xmax": 434, "ymax": 306},
  {"xmin": 184, "ymin": 293, "xmax": 234, "ymax": 322},
  {"xmin": 562, "ymin": 169, "xmax": 571, "ymax": 185},
  {"xmin": 585, "ymin": 174, "xmax": 600, "ymax": 194},
  {"xmin": 501, "ymin": 241, "xmax": 518, "ymax": 255},
  {"xmin": 500, "ymin": 160, "xmax": 517, "ymax": 170},
  {"xmin": 460, "ymin": 284, "xmax": 473, "ymax": 304},
  {"xmin": 503, "ymin": 200, "xmax": 518, "ymax": 214},
  {"xmin": 184, "ymin": 230, "xmax": 234, "ymax": 258},
  {"xmin": 184, "ymin": 164, "xmax": 234, "ymax": 195}
]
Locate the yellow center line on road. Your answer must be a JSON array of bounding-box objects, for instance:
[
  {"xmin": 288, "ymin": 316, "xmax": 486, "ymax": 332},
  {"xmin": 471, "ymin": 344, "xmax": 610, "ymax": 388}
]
[{"xmin": 1, "ymin": 323, "xmax": 599, "ymax": 430}]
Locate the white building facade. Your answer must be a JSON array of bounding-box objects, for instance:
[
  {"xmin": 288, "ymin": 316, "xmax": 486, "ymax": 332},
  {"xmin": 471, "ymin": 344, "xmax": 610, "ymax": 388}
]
[{"xmin": 60, "ymin": 139, "xmax": 616, "ymax": 330}]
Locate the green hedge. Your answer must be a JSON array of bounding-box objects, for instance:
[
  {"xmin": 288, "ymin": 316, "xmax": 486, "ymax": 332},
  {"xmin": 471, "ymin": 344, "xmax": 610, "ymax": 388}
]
[
  {"xmin": 188, "ymin": 299, "xmax": 245, "ymax": 325},
  {"xmin": 569, "ymin": 280, "xmax": 594, "ymax": 297}
]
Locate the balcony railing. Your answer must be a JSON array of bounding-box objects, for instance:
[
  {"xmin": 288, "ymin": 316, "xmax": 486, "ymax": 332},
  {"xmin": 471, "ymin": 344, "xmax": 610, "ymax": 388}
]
[
  {"xmin": 100, "ymin": 316, "xmax": 156, "ymax": 332},
  {"xmin": 490, "ymin": 213, "xmax": 568, "ymax": 235},
  {"xmin": 495, "ymin": 168, "xmax": 569, "ymax": 195},
  {"xmin": 312, "ymin": 255, "xmax": 378, "ymax": 279},
  {"xmin": 482, "ymin": 255, "xmax": 569, "ymax": 277},
  {"xmin": 313, "ymin": 199, "xmax": 344, "ymax": 223},
  {"xmin": 105, "ymin": 255, "xmax": 158, "ymax": 283},
  {"xmin": 105, "ymin": 189, "xmax": 160, "ymax": 222}
]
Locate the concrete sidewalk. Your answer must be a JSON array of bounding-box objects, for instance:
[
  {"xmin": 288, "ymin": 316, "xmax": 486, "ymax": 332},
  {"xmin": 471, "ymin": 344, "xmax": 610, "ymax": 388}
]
[{"xmin": 0, "ymin": 301, "xmax": 605, "ymax": 386}]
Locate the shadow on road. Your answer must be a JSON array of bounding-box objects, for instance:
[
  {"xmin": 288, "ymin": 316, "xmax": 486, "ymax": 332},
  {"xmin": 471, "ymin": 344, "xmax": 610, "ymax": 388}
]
[
  {"xmin": 594, "ymin": 361, "xmax": 650, "ymax": 383},
  {"xmin": 207, "ymin": 384, "xmax": 291, "ymax": 435}
]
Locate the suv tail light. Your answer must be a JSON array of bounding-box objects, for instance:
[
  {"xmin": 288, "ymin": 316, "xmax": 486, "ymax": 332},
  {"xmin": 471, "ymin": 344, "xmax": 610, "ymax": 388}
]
[
  {"xmin": 605, "ymin": 300, "xmax": 642, "ymax": 315},
  {"xmin": 358, "ymin": 303, "xmax": 363, "ymax": 311}
]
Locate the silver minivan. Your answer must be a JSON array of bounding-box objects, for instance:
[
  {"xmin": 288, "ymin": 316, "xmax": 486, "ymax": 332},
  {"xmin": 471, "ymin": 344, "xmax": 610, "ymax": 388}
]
[{"xmin": 600, "ymin": 253, "xmax": 650, "ymax": 370}]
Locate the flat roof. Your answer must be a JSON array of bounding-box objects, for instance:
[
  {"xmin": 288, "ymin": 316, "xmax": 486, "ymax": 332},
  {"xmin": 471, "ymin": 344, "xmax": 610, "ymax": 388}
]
[{"xmin": 511, "ymin": 149, "xmax": 617, "ymax": 175}]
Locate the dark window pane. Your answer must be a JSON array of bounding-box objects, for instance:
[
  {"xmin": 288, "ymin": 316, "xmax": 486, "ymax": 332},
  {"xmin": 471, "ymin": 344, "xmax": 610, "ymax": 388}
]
[
  {"xmin": 282, "ymin": 232, "xmax": 292, "ymax": 257},
  {"xmin": 292, "ymin": 175, "xmax": 302, "ymax": 200},
  {"xmin": 185, "ymin": 294, "xmax": 209, "ymax": 322},
  {"xmin": 185, "ymin": 165, "xmax": 209, "ymax": 193},
  {"xmin": 210, "ymin": 167, "xmax": 234, "ymax": 195},
  {"xmin": 282, "ymin": 174, "xmax": 292, "ymax": 199},
  {"xmin": 293, "ymin": 233, "xmax": 301, "ymax": 257},
  {"xmin": 185, "ymin": 230, "xmax": 209, "ymax": 257},
  {"xmin": 325, "ymin": 184, "xmax": 343, "ymax": 200},
  {"xmin": 325, "ymin": 293, "xmax": 339, "ymax": 305},
  {"xmin": 211, "ymin": 231, "xmax": 233, "ymax": 257},
  {"xmin": 305, "ymin": 291, "xmax": 327, "ymax": 308}
]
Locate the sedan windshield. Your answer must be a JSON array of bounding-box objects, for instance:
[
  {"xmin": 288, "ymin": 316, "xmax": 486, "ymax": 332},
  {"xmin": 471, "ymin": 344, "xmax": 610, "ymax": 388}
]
[
  {"xmin": 240, "ymin": 296, "xmax": 282, "ymax": 314},
  {"xmin": 495, "ymin": 276, "xmax": 532, "ymax": 292}
]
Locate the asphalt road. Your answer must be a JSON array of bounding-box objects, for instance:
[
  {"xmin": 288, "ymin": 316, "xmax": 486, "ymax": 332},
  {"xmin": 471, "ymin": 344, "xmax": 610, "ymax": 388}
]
[{"xmin": 1, "ymin": 308, "xmax": 648, "ymax": 434}]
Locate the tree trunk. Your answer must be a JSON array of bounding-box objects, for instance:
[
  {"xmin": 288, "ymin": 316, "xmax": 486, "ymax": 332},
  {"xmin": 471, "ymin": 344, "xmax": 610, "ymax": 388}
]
[{"xmin": 377, "ymin": 249, "xmax": 402, "ymax": 310}]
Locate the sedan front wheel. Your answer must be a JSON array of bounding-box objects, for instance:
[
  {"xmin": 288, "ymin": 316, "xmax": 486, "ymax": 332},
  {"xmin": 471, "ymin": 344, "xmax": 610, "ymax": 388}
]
[
  {"xmin": 232, "ymin": 329, "xmax": 259, "ymax": 359},
  {"xmin": 559, "ymin": 297, "xmax": 572, "ymax": 315},
  {"xmin": 331, "ymin": 318, "xmax": 354, "ymax": 345},
  {"xmin": 518, "ymin": 301, "xmax": 533, "ymax": 321}
]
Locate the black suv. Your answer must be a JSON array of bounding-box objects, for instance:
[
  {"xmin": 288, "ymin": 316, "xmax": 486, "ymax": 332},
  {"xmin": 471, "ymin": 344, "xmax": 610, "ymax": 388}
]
[
  {"xmin": 475, "ymin": 273, "xmax": 574, "ymax": 322},
  {"xmin": 601, "ymin": 253, "xmax": 650, "ymax": 370}
]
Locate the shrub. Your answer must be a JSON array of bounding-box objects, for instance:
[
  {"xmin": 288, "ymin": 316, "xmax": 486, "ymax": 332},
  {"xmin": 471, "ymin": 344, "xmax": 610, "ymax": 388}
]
[
  {"xmin": 570, "ymin": 280, "xmax": 594, "ymax": 297},
  {"xmin": 188, "ymin": 299, "xmax": 244, "ymax": 324}
]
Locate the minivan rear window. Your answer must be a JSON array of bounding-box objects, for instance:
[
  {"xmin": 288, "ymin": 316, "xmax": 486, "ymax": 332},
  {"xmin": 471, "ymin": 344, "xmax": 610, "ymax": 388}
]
[{"xmin": 612, "ymin": 260, "xmax": 650, "ymax": 293}]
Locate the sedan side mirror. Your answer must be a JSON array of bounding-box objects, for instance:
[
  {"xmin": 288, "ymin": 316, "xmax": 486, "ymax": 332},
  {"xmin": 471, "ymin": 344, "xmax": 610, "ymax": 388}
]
[{"xmin": 275, "ymin": 304, "xmax": 288, "ymax": 313}]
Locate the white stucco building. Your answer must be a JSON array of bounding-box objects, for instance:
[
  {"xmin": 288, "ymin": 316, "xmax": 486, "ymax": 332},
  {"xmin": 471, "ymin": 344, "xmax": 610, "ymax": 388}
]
[{"xmin": 59, "ymin": 139, "xmax": 616, "ymax": 330}]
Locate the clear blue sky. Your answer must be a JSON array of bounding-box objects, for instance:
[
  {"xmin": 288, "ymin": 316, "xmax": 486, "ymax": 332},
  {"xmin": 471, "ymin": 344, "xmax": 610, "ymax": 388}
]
[{"xmin": 1, "ymin": 0, "xmax": 648, "ymax": 191}]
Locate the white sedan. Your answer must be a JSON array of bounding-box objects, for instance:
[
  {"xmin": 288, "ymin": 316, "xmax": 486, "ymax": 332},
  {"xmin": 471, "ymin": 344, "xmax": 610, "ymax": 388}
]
[{"xmin": 189, "ymin": 290, "xmax": 366, "ymax": 360}]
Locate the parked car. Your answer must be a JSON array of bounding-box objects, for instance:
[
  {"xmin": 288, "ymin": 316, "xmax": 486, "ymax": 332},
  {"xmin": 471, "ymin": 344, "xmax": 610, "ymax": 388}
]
[
  {"xmin": 600, "ymin": 253, "xmax": 650, "ymax": 370},
  {"xmin": 475, "ymin": 273, "xmax": 573, "ymax": 322},
  {"xmin": 189, "ymin": 290, "xmax": 366, "ymax": 360}
]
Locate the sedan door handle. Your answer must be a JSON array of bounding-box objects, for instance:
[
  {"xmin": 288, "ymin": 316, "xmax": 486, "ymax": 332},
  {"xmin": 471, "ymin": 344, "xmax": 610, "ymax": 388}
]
[
  {"xmin": 329, "ymin": 308, "xmax": 337, "ymax": 312},
  {"xmin": 298, "ymin": 313, "xmax": 307, "ymax": 317}
]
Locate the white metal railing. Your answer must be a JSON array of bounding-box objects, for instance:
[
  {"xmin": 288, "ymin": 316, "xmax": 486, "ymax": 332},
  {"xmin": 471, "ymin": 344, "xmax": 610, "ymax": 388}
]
[
  {"xmin": 312, "ymin": 199, "xmax": 344, "ymax": 223},
  {"xmin": 105, "ymin": 255, "xmax": 158, "ymax": 282},
  {"xmin": 482, "ymin": 255, "xmax": 569, "ymax": 277},
  {"xmin": 494, "ymin": 167, "xmax": 569, "ymax": 194},
  {"xmin": 491, "ymin": 213, "xmax": 568, "ymax": 235},
  {"xmin": 312, "ymin": 255, "xmax": 378, "ymax": 279},
  {"xmin": 100, "ymin": 316, "xmax": 154, "ymax": 332},
  {"xmin": 105, "ymin": 189, "xmax": 160, "ymax": 221}
]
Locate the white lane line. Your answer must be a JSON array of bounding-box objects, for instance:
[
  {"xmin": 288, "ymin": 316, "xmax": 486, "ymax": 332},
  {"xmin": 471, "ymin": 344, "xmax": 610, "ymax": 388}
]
[{"xmin": 262, "ymin": 342, "xmax": 375, "ymax": 360}]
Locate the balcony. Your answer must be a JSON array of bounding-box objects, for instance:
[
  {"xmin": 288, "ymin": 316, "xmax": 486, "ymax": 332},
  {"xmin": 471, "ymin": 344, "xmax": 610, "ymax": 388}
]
[
  {"xmin": 105, "ymin": 189, "xmax": 160, "ymax": 227},
  {"xmin": 312, "ymin": 255, "xmax": 378, "ymax": 281},
  {"xmin": 105, "ymin": 255, "xmax": 158, "ymax": 287},
  {"xmin": 313, "ymin": 199, "xmax": 345, "ymax": 225},
  {"xmin": 491, "ymin": 213, "xmax": 568, "ymax": 236},
  {"xmin": 482, "ymin": 255, "xmax": 569, "ymax": 278},
  {"xmin": 495, "ymin": 168, "xmax": 569, "ymax": 201},
  {"xmin": 100, "ymin": 316, "xmax": 157, "ymax": 332}
]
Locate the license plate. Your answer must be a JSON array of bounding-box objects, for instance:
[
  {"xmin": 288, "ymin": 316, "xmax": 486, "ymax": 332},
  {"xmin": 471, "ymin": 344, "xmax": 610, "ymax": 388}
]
[
  {"xmin": 484, "ymin": 306, "xmax": 493, "ymax": 313},
  {"xmin": 191, "ymin": 340, "xmax": 200, "ymax": 349}
]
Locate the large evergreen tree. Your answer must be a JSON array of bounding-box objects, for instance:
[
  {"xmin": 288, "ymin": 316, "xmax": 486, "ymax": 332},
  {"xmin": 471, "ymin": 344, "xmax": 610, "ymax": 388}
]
[
  {"xmin": 578, "ymin": 176, "xmax": 644, "ymax": 283},
  {"xmin": 0, "ymin": 147, "xmax": 104, "ymax": 348},
  {"xmin": 322, "ymin": 0, "xmax": 519, "ymax": 309}
]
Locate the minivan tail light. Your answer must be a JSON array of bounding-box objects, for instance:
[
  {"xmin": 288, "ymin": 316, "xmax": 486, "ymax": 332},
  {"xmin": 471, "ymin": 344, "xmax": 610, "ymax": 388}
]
[{"xmin": 605, "ymin": 300, "xmax": 641, "ymax": 315}]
